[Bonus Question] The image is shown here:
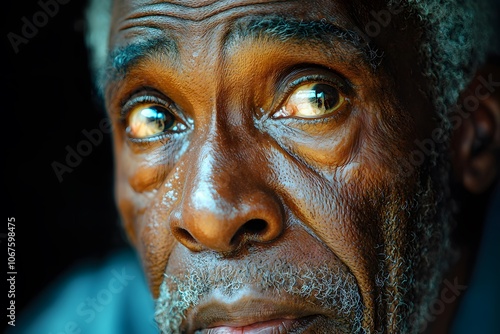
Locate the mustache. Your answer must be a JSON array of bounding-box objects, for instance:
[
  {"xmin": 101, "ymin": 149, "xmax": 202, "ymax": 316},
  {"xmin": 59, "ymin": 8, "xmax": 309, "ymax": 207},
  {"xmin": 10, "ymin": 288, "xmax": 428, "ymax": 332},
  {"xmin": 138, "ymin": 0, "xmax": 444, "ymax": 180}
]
[{"xmin": 154, "ymin": 258, "xmax": 365, "ymax": 334}]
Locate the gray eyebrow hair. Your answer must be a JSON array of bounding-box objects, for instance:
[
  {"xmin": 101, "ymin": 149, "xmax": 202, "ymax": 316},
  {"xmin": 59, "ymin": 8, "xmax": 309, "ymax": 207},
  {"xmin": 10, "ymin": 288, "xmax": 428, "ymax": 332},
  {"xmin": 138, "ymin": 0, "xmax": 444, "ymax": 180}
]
[
  {"xmin": 99, "ymin": 36, "xmax": 178, "ymax": 92},
  {"xmin": 225, "ymin": 16, "xmax": 381, "ymax": 69}
]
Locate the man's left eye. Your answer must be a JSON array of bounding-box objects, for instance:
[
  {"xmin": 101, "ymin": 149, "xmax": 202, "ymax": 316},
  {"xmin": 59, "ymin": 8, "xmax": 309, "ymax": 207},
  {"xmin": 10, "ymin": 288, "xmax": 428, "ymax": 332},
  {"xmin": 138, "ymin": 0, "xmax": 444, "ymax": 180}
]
[{"xmin": 274, "ymin": 83, "xmax": 346, "ymax": 119}]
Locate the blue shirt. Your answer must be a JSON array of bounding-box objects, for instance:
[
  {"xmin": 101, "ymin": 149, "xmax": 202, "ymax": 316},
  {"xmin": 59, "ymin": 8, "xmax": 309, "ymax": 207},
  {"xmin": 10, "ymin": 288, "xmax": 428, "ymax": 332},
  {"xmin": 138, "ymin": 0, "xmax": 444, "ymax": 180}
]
[{"xmin": 8, "ymin": 250, "xmax": 157, "ymax": 334}]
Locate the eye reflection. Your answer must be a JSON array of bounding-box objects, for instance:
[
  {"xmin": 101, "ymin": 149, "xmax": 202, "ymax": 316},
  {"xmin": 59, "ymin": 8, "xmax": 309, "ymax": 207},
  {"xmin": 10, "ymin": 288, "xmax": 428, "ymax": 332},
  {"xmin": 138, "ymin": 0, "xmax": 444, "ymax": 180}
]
[
  {"xmin": 126, "ymin": 104, "xmax": 176, "ymax": 139},
  {"xmin": 275, "ymin": 83, "xmax": 346, "ymax": 119}
]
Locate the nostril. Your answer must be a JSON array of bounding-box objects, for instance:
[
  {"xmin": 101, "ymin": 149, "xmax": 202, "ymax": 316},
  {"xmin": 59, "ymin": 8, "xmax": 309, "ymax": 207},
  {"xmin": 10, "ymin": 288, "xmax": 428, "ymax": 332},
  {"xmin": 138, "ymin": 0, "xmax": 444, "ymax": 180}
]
[
  {"xmin": 242, "ymin": 219, "xmax": 268, "ymax": 233},
  {"xmin": 230, "ymin": 219, "xmax": 268, "ymax": 245},
  {"xmin": 174, "ymin": 227, "xmax": 197, "ymax": 244}
]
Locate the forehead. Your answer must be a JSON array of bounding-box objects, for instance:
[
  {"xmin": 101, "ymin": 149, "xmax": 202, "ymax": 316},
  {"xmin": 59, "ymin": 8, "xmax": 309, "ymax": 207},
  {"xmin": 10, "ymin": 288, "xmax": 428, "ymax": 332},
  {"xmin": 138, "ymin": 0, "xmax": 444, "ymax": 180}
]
[{"xmin": 109, "ymin": 0, "xmax": 364, "ymax": 48}]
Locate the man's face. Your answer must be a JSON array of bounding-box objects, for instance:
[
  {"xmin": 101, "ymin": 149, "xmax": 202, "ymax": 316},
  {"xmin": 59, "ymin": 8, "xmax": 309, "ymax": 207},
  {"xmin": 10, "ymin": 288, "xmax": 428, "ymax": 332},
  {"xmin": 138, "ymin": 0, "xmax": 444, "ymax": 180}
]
[{"xmin": 104, "ymin": 0, "xmax": 450, "ymax": 332}]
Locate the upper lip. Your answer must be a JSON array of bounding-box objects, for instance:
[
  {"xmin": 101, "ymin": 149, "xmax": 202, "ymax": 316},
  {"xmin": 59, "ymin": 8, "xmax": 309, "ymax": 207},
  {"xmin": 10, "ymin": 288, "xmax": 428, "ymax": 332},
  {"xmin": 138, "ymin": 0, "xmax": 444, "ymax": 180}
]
[{"xmin": 184, "ymin": 289, "xmax": 329, "ymax": 332}]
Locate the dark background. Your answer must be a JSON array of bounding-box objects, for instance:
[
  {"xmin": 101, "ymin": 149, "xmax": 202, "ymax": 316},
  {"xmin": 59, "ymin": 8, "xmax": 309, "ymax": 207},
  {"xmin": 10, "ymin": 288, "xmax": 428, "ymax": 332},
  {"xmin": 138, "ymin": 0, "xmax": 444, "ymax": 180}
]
[{"xmin": 3, "ymin": 1, "xmax": 129, "ymax": 332}]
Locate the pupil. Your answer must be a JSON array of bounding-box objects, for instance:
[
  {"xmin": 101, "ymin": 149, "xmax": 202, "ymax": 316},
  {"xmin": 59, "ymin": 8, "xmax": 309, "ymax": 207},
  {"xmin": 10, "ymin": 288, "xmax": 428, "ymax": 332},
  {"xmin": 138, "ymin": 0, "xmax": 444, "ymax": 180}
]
[
  {"xmin": 143, "ymin": 106, "xmax": 175, "ymax": 130},
  {"xmin": 312, "ymin": 84, "xmax": 339, "ymax": 111}
]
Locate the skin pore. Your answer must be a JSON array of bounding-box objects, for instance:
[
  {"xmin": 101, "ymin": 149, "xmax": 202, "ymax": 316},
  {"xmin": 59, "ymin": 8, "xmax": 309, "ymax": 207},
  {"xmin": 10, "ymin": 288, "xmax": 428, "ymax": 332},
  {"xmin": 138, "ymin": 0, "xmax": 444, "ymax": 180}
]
[{"xmin": 100, "ymin": 0, "xmax": 500, "ymax": 333}]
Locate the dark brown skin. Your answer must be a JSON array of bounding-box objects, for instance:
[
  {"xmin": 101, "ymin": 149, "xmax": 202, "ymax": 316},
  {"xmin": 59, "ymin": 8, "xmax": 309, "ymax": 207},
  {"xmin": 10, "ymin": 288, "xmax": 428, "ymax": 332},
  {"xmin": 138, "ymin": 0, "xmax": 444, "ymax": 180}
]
[{"xmin": 103, "ymin": 0, "xmax": 500, "ymax": 332}]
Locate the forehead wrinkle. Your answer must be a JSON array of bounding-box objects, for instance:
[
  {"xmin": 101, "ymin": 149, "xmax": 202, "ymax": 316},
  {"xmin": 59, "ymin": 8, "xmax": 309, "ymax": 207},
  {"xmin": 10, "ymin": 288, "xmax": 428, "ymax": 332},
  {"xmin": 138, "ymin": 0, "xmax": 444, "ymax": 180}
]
[
  {"xmin": 115, "ymin": 0, "xmax": 295, "ymax": 26},
  {"xmin": 223, "ymin": 16, "xmax": 381, "ymax": 69}
]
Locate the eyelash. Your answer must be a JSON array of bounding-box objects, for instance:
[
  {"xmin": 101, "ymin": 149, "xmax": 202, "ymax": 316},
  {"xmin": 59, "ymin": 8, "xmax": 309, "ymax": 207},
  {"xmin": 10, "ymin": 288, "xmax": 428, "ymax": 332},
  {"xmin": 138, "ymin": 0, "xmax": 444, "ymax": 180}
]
[
  {"xmin": 120, "ymin": 93, "xmax": 173, "ymax": 120},
  {"xmin": 119, "ymin": 90, "xmax": 186, "ymax": 145}
]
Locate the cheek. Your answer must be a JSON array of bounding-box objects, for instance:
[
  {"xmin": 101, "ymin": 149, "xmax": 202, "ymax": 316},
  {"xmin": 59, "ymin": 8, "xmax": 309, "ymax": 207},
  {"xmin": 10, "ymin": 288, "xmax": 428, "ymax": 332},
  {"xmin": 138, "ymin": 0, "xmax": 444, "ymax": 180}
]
[
  {"xmin": 120, "ymin": 184, "xmax": 180, "ymax": 298},
  {"xmin": 138, "ymin": 212, "xmax": 177, "ymax": 298},
  {"xmin": 265, "ymin": 146, "xmax": 380, "ymax": 294},
  {"xmin": 115, "ymin": 150, "xmax": 186, "ymax": 297},
  {"xmin": 265, "ymin": 131, "xmax": 417, "ymax": 302}
]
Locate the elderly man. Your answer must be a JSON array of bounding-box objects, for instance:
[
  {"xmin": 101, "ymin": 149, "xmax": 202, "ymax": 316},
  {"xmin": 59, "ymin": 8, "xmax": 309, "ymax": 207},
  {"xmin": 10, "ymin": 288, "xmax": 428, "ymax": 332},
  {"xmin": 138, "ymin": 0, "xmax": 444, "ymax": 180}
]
[{"xmin": 11, "ymin": 0, "xmax": 500, "ymax": 333}]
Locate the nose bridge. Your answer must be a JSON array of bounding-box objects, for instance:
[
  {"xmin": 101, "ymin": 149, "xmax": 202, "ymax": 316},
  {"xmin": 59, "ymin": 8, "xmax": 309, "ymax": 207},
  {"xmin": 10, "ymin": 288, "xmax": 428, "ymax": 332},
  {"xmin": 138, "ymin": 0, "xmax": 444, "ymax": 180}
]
[
  {"xmin": 170, "ymin": 124, "xmax": 284, "ymax": 253},
  {"xmin": 188, "ymin": 134, "xmax": 237, "ymax": 216}
]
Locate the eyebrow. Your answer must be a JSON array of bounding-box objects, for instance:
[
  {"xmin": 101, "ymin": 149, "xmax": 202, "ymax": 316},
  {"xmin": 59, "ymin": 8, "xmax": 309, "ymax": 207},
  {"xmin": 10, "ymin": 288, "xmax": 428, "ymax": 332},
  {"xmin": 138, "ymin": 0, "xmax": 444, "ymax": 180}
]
[
  {"xmin": 225, "ymin": 16, "xmax": 381, "ymax": 69},
  {"xmin": 100, "ymin": 16, "xmax": 381, "ymax": 92},
  {"xmin": 99, "ymin": 36, "xmax": 178, "ymax": 91}
]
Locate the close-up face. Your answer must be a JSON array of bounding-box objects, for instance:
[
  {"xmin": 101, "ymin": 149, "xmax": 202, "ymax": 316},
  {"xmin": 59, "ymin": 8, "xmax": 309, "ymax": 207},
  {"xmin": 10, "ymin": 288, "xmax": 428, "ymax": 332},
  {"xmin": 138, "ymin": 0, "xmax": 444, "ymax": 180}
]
[{"xmin": 101, "ymin": 0, "xmax": 495, "ymax": 333}]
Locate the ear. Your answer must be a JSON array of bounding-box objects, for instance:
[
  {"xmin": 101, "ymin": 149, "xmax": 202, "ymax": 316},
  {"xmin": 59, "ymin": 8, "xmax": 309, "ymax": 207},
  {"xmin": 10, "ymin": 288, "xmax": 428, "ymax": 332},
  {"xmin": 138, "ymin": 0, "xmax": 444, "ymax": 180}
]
[{"xmin": 451, "ymin": 62, "xmax": 500, "ymax": 194}]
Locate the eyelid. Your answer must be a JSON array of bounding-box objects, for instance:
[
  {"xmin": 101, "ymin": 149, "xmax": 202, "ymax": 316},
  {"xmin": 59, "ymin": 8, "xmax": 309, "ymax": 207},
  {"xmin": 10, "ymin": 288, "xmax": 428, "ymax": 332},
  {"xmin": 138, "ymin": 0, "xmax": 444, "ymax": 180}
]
[
  {"xmin": 121, "ymin": 94, "xmax": 173, "ymax": 119},
  {"xmin": 284, "ymin": 72, "xmax": 352, "ymax": 98}
]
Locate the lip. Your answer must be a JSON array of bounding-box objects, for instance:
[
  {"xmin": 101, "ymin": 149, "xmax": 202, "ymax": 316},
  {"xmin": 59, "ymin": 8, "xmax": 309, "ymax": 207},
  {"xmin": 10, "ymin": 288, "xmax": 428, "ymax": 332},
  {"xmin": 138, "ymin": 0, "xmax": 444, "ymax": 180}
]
[
  {"xmin": 197, "ymin": 316, "xmax": 318, "ymax": 333},
  {"xmin": 184, "ymin": 290, "xmax": 328, "ymax": 333}
]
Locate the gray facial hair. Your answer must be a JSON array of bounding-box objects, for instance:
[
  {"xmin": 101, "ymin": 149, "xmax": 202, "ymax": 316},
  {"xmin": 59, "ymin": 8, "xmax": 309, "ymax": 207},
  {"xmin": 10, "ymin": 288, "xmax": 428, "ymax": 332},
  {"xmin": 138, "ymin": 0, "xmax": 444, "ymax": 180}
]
[
  {"xmin": 155, "ymin": 164, "xmax": 454, "ymax": 334},
  {"xmin": 155, "ymin": 259, "xmax": 365, "ymax": 334}
]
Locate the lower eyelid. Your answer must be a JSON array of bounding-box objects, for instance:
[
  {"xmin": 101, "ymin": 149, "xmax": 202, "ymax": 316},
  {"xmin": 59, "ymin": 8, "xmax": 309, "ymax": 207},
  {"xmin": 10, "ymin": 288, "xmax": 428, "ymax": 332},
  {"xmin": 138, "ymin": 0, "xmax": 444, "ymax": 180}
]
[
  {"xmin": 126, "ymin": 133, "xmax": 170, "ymax": 145},
  {"xmin": 280, "ymin": 100, "xmax": 351, "ymax": 124}
]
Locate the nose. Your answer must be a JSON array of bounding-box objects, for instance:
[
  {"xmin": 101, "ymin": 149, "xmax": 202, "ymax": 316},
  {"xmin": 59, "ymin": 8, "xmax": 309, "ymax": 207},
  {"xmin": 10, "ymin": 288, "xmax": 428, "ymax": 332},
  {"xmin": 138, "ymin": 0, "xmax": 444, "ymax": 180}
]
[{"xmin": 170, "ymin": 143, "xmax": 284, "ymax": 253}]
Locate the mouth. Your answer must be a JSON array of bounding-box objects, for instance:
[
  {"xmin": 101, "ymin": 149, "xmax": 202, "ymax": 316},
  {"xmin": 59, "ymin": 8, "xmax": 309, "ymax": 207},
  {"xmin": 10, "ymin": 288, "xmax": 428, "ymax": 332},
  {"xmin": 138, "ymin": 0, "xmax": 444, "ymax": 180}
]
[
  {"xmin": 184, "ymin": 290, "xmax": 328, "ymax": 334},
  {"xmin": 160, "ymin": 237, "xmax": 366, "ymax": 334},
  {"xmin": 195, "ymin": 316, "xmax": 319, "ymax": 333}
]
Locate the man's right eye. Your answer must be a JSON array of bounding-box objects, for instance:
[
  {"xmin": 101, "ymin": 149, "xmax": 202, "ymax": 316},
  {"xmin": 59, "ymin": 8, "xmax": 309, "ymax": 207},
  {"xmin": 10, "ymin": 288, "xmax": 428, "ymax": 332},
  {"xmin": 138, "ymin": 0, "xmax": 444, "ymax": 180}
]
[{"xmin": 126, "ymin": 103, "xmax": 178, "ymax": 139}]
